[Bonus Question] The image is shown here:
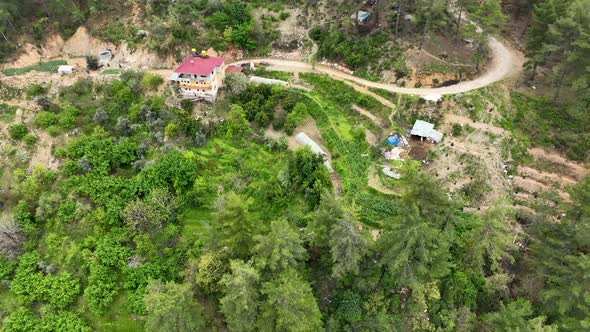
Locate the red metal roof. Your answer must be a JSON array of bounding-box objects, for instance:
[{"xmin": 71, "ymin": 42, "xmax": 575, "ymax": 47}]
[
  {"xmin": 174, "ymin": 55, "xmax": 224, "ymax": 76},
  {"xmin": 225, "ymin": 66, "xmax": 244, "ymax": 73}
]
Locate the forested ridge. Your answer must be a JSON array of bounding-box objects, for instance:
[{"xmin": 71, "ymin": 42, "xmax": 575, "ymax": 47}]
[{"xmin": 0, "ymin": 0, "xmax": 589, "ymax": 331}]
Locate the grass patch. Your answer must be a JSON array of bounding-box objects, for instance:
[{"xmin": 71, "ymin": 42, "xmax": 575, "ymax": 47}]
[
  {"xmin": 253, "ymin": 67, "xmax": 293, "ymax": 81},
  {"xmin": 508, "ymin": 93, "xmax": 589, "ymax": 162},
  {"xmin": 102, "ymin": 69, "xmax": 122, "ymax": 75},
  {"xmin": 0, "ymin": 103, "xmax": 18, "ymax": 122},
  {"xmin": 369, "ymin": 88, "xmax": 398, "ymax": 102},
  {"xmin": 181, "ymin": 207, "xmax": 212, "ymax": 244},
  {"xmin": 418, "ymin": 63, "xmax": 467, "ymax": 75},
  {"xmin": 2, "ymin": 60, "xmax": 67, "ymax": 76}
]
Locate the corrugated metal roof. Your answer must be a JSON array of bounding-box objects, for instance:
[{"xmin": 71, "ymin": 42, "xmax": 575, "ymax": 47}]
[
  {"xmin": 174, "ymin": 55, "xmax": 224, "ymax": 76},
  {"xmin": 351, "ymin": 11, "xmax": 370, "ymax": 21},
  {"xmin": 411, "ymin": 120, "xmax": 443, "ymax": 143}
]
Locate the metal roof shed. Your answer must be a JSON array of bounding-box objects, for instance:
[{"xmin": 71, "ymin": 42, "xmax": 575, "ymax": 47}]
[
  {"xmin": 411, "ymin": 120, "xmax": 443, "ymax": 143},
  {"xmin": 351, "ymin": 11, "xmax": 370, "ymax": 22}
]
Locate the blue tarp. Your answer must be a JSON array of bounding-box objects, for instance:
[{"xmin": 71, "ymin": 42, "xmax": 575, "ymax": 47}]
[{"xmin": 386, "ymin": 134, "xmax": 401, "ymax": 146}]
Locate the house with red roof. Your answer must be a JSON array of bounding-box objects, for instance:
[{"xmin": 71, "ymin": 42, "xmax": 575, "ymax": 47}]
[{"xmin": 169, "ymin": 51, "xmax": 225, "ymax": 102}]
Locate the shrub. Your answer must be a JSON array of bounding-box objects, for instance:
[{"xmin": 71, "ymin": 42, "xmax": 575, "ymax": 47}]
[
  {"xmin": 47, "ymin": 126, "xmax": 60, "ymax": 137},
  {"xmin": 23, "ymin": 134, "xmax": 37, "ymax": 146},
  {"xmin": 59, "ymin": 105, "xmax": 79, "ymax": 129},
  {"xmin": 86, "ymin": 56, "xmax": 99, "ymax": 71},
  {"xmin": 165, "ymin": 122, "xmax": 178, "ymax": 138},
  {"xmin": 141, "ymin": 72, "xmax": 164, "ymax": 91},
  {"xmin": 36, "ymin": 96, "xmax": 52, "ymax": 110},
  {"xmin": 452, "ymin": 123, "xmax": 463, "ymax": 136},
  {"xmin": 181, "ymin": 99, "xmax": 193, "ymax": 112},
  {"xmin": 9, "ymin": 124, "xmax": 28, "ymax": 140},
  {"xmin": 26, "ymin": 84, "xmax": 48, "ymax": 97},
  {"xmin": 35, "ymin": 111, "xmax": 58, "ymax": 128},
  {"xmin": 255, "ymin": 111, "xmax": 270, "ymax": 128},
  {"xmin": 279, "ymin": 12, "xmax": 290, "ymax": 20}
]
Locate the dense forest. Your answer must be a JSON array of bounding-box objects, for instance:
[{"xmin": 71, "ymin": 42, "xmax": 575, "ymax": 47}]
[{"xmin": 1, "ymin": 0, "xmax": 589, "ymax": 331}]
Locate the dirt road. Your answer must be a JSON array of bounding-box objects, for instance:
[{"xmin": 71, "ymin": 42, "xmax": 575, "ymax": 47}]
[{"xmin": 226, "ymin": 38, "xmax": 523, "ymax": 96}]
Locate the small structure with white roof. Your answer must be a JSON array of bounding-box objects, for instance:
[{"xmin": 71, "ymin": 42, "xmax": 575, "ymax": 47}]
[
  {"xmin": 351, "ymin": 10, "xmax": 370, "ymax": 24},
  {"xmin": 57, "ymin": 65, "xmax": 74, "ymax": 74},
  {"xmin": 410, "ymin": 120, "xmax": 443, "ymax": 144}
]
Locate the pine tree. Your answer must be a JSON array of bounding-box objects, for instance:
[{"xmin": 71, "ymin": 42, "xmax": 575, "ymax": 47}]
[
  {"xmin": 528, "ymin": 176, "xmax": 590, "ymax": 329},
  {"xmin": 544, "ymin": 0, "xmax": 590, "ymax": 99},
  {"xmin": 377, "ymin": 174, "xmax": 457, "ymax": 288},
  {"xmin": 329, "ymin": 217, "xmax": 368, "ymax": 279},
  {"xmin": 258, "ymin": 269, "xmax": 323, "ymax": 331},
  {"xmin": 219, "ymin": 260, "xmax": 260, "ymax": 332},
  {"xmin": 462, "ymin": 201, "xmax": 516, "ymax": 275},
  {"xmin": 252, "ymin": 218, "xmax": 307, "ymax": 274},
  {"xmin": 214, "ymin": 192, "xmax": 257, "ymax": 259},
  {"xmin": 482, "ymin": 299, "xmax": 555, "ymax": 331},
  {"xmin": 144, "ymin": 281, "xmax": 205, "ymax": 332},
  {"xmin": 526, "ymin": 0, "xmax": 558, "ymax": 80}
]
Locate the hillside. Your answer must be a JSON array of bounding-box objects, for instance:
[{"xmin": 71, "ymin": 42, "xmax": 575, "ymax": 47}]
[{"xmin": 1, "ymin": 0, "xmax": 589, "ymax": 331}]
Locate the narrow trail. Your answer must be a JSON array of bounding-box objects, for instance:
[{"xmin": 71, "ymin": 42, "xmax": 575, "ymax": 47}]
[{"xmin": 226, "ymin": 37, "xmax": 523, "ymax": 96}]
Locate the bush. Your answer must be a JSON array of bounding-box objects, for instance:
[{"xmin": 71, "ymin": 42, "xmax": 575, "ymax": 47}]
[
  {"xmin": 86, "ymin": 56, "xmax": 99, "ymax": 71},
  {"xmin": 26, "ymin": 84, "xmax": 48, "ymax": 97},
  {"xmin": 35, "ymin": 111, "xmax": 58, "ymax": 128},
  {"xmin": 36, "ymin": 96, "xmax": 52, "ymax": 110},
  {"xmin": 141, "ymin": 72, "xmax": 164, "ymax": 91},
  {"xmin": 58, "ymin": 105, "xmax": 79, "ymax": 129},
  {"xmin": 47, "ymin": 126, "xmax": 60, "ymax": 137},
  {"xmin": 452, "ymin": 123, "xmax": 463, "ymax": 136},
  {"xmin": 279, "ymin": 12, "xmax": 290, "ymax": 20},
  {"xmin": 23, "ymin": 134, "xmax": 38, "ymax": 146},
  {"xmin": 9, "ymin": 124, "xmax": 28, "ymax": 140}
]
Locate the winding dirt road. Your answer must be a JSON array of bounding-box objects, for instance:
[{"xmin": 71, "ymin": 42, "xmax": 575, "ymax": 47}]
[{"xmin": 226, "ymin": 37, "xmax": 523, "ymax": 96}]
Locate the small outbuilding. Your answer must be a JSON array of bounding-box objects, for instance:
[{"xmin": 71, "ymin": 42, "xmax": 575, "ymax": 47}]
[
  {"xmin": 351, "ymin": 11, "xmax": 370, "ymax": 23},
  {"xmin": 410, "ymin": 120, "xmax": 443, "ymax": 144},
  {"xmin": 57, "ymin": 65, "xmax": 74, "ymax": 74},
  {"xmin": 98, "ymin": 50, "xmax": 113, "ymax": 63}
]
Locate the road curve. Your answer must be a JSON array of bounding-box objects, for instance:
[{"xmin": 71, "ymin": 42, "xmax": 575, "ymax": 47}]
[{"xmin": 225, "ymin": 37, "xmax": 523, "ymax": 96}]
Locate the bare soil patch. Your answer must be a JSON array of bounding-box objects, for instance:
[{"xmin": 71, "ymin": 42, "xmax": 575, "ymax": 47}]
[
  {"xmin": 527, "ymin": 147, "xmax": 588, "ymax": 181},
  {"xmin": 28, "ymin": 131, "xmax": 60, "ymax": 171},
  {"xmin": 408, "ymin": 137, "xmax": 431, "ymax": 160}
]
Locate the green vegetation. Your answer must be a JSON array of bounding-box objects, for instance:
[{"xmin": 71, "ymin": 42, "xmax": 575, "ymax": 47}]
[
  {"xmin": 2, "ymin": 60, "xmax": 67, "ymax": 76},
  {"xmin": 310, "ymin": 28, "xmax": 410, "ymax": 79},
  {"xmin": 101, "ymin": 69, "xmax": 122, "ymax": 75},
  {"xmin": 1, "ymin": 1, "xmax": 589, "ymax": 331},
  {"xmin": 253, "ymin": 67, "xmax": 293, "ymax": 81},
  {"xmin": 418, "ymin": 63, "xmax": 467, "ymax": 75},
  {"xmin": 8, "ymin": 124, "xmax": 28, "ymax": 140},
  {"xmin": 508, "ymin": 93, "xmax": 589, "ymax": 162}
]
